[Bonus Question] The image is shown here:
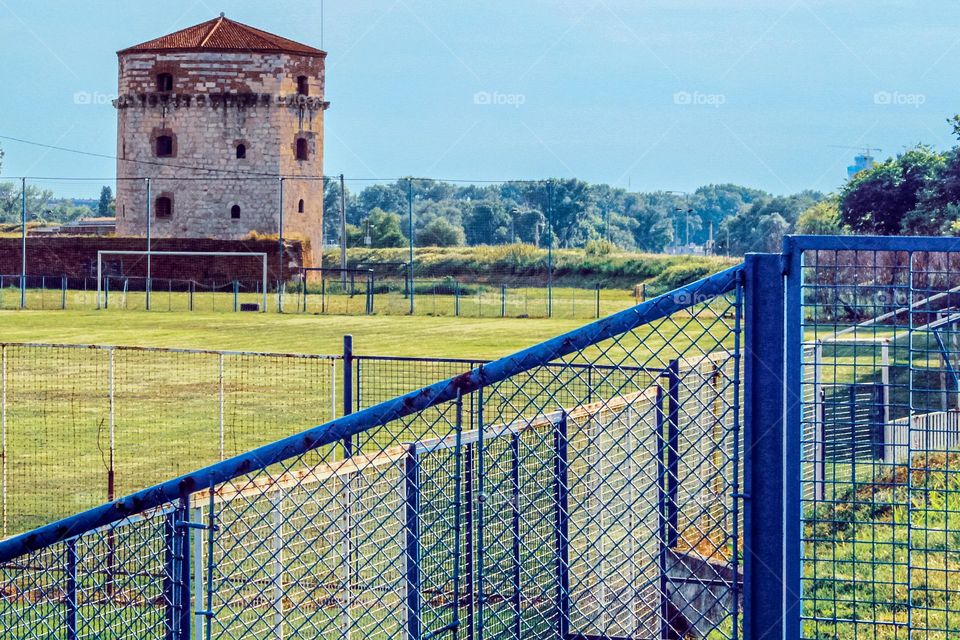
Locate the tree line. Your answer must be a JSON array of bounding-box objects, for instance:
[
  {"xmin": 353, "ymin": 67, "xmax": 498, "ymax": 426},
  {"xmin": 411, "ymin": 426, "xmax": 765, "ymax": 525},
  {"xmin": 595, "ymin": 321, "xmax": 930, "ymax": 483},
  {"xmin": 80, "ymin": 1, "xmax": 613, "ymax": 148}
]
[{"xmin": 5, "ymin": 114, "xmax": 960, "ymax": 250}]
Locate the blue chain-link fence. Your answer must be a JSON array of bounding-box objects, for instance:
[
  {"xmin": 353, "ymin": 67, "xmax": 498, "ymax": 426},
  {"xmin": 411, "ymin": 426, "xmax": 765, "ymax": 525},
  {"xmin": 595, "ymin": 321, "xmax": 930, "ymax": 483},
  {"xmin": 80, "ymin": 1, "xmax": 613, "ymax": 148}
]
[{"xmin": 5, "ymin": 235, "xmax": 960, "ymax": 639}]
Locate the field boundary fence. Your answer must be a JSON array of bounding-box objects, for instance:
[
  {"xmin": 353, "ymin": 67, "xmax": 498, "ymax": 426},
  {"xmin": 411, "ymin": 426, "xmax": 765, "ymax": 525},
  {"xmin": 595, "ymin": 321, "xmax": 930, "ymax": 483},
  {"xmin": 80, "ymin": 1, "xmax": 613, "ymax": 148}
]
[
  {"xmin": 0, "ymin": 263, "xmax": 760, "ymax": 639},
  {"xmin": 7, "ymin": 235, "xmax": 960, "ymax": 639}
]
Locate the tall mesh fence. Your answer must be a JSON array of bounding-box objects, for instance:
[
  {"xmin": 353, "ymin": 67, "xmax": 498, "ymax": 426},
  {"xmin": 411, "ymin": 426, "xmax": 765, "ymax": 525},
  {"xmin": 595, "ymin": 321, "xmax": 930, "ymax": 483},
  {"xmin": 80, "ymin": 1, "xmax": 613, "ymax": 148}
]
[
  {"xmin": 0, "ymin": 266, "xmax": 744, "ymax": 639},
  {"xmin": 796, "ymin": 245, "xmax": 960, "ymax": 638},
  {"xmin": 0, "ymin": 344, "xmax": 337, "ymax": 536}
]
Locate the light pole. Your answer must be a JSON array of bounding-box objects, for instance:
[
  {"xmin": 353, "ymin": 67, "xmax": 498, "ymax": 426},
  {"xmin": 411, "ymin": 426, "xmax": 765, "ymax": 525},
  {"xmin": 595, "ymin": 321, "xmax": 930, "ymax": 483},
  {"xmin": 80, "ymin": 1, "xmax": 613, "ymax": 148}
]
[
  {"xmin": 278, "ymin": 177, "xmax": 285, "ymax": 312},
  {"xmin": 407, "ymin": 178, "xmax": 414, "ymax": 315},
  {"xmin": 145, "ymin": 178, "xmax": 152, "ymax": 310},
  {"xmin": 19, "ymin": 178, "xmax": 26, "ymax": 309}
]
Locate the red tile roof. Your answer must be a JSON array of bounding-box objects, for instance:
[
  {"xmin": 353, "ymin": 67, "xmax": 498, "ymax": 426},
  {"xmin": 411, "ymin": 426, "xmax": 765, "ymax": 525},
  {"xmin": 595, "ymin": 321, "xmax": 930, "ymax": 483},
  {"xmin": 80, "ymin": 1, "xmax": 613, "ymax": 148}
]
[{"xmin": 118, "ymin": 14, "xmax": 325, "ymax": 56}]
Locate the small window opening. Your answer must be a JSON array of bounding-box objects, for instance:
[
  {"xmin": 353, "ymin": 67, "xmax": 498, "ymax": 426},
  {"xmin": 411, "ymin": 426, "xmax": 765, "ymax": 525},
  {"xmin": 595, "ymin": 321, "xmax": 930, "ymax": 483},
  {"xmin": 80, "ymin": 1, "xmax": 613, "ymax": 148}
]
[
  {"xmin": 155, "ymin": 197, "xmax": 172, "ymax": 219},
  {"xmin": 295, "ymin": 137, "xmax": 308, "ymax": 161},
  {"xmin": 156, "ymin": 135, "xmax": 173, "ymax": 157},
  {"xmin": 236, "ymin": 143, "xmax": 246, "ymax": 159},
  {"xmin": 230, "ymin": 205, "xmax": 241, "ymax": 219},
  {"xmin": 156, "ymin": 73, "xmax": 173, "ymax": 92},
  {"xmin": 298, "ymin": 199, "xmax": 305, "ymax": 213},
  {"xmin": 297, "ymin": 76, "xmax": 309, "ymax": 96}
]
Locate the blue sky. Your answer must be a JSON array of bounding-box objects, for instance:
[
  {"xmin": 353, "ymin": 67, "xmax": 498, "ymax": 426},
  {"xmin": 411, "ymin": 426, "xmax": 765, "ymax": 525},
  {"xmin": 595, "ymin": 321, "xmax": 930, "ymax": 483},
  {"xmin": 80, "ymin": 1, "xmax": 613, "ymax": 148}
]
[{"xmin": 0, "ymin": 0, "xmax": 958, "ymax": 198}]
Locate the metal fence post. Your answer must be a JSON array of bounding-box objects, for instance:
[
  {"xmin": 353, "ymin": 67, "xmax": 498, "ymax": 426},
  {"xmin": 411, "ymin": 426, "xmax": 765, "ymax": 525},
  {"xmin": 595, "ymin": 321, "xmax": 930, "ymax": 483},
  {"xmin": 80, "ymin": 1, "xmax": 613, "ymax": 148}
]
[
  {"xmin": 233, "ymin": 281, "xmax": 239, "ymax": 313},
  {"xmin": 343, "ymin": 335, "xmax": 354, "ymax": 457},
  {"xmin": 666, "ymin": 360, "xmax": 680, "ymax": 548},
  {"xmin": 500, "ymin": 285, "xmax": 506, "ymax": 318},
  {"xmin": 464, "ymin": 440, "xmax": 475, "ymax": 640},
  {"xmin": 271, "ymin": 493, "xmax": 285, "ymax": 640},
  {"xmin": 1, "ymin": 345, "xmax": 6, "ymax": 538},
  {"xmin": 553, "ymin": 411, "xmax": 570, "ymax": 639},
  {"xmin": 66, "ymin": 537, "xmax": 78, "ymax": 640},
  {"xmin": 742, "ymin": 252, "xmax": 796, "ymax": 640},
  {"xmin": 61, "ymin": 275, "xmax": 67, "ymax": 310},
  {"xmin": 19, "ymin": 177, "xmax": 26, "ymax": 310},
  {"xmin": 405, "ymin": 444, "xmax": 421, "ymax": 640},
  {"xmin": 656, "ymin": 385, "xmax": 670, "ymax": 639},
  {"xmin": 510, "ymin": 431, "xmax": 521, "ymax": 639},
  {"xmin": 218, "ymin": 354, "xmax": 225, "ymax": 461},
  {"xmin": 595, "ymin": 283, "xmax": 600, "ymax": 319}
]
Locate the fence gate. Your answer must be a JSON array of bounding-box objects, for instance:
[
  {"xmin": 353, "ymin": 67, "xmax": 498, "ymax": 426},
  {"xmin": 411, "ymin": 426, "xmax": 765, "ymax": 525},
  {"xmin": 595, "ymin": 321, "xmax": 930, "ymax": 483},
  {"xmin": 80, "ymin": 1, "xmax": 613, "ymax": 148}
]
[{"xmin": 786, "ymin": 236, "xmax": 960, "ymax": 639}]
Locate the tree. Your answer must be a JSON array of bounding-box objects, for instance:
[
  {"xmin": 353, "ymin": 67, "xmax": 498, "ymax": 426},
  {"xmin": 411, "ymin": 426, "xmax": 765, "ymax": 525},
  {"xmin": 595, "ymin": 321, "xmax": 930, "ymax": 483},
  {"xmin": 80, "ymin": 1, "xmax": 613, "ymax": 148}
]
[
  {"xmin": 840, "ymin": 145, "xmax": 945, "ymax": 234},
  {"xmin": 362, "ymin": 208, "xmax": 406, "ymax": 248},
  {"xmin": 624, "ymin": 193, "xmax": 673, "ymax": 252},
  {"xmin": 796, "ymin": 199, "xmax": 844, "ymax": 235},
  {"xmin": 97, "ymin": 186, "xmax": 114, "ymax": 216},
  {"xmin": 417, "ymin": 218, "xmax": 465, "ymax": 246},
  {"xmin": 463, "ymin": 200, "xmax": 511, "ymax": 245}
]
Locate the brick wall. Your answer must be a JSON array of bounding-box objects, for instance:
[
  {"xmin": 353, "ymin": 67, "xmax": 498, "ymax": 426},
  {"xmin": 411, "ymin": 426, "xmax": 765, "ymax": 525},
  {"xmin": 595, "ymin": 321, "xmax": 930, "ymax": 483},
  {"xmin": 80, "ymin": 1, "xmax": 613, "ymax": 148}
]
[{"xmin": 0, "ymin": 237, "xmax": 305, "ymax": 283}]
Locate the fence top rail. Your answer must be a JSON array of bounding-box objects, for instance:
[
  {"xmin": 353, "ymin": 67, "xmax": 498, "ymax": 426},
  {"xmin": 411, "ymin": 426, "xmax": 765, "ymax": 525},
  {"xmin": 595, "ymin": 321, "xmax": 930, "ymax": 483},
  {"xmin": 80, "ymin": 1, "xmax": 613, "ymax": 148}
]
[
  {"xmin": 354, "ymin": 353, "xmax": 671, "ymax": 375},
  {"xmin": 0, "ymin": 342, "xmax": 341, "ymax": 360},
  {"xmin": 784, "ymin": 234, "xmax": 960, "ymax": 253},
  {"xmin": 97, "ymin": 250, "xmax": 268, "ymax": 258},
  {"xmin": 0, "ymin": 262, "xmax": 743, "ymax": 563}
]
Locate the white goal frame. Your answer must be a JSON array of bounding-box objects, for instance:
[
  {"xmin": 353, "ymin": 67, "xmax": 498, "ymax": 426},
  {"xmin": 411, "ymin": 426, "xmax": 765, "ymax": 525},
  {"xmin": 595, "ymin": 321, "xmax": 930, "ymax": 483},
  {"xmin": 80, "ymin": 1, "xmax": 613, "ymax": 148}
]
[{"xmin": 96, "ymin": 250, "xmax": 268, "ymax": 312}]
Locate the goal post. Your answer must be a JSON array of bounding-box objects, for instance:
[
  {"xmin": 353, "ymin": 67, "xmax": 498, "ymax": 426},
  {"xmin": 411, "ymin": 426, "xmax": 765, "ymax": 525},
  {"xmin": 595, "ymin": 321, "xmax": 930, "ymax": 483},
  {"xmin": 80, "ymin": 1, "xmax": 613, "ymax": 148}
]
[{"xmin": 96, "ymin": 250, "xmax": 268, "ymax": 312}]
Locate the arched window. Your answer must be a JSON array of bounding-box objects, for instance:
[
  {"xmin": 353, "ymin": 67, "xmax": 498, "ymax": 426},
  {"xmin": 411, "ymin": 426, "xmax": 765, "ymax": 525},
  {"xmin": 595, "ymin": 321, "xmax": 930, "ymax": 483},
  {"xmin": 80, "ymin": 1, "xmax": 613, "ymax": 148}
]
[
  {"xmin": 230, "ymin": 205, "xmax": 241, "ymax": 219},
  {"xmin": 156, "ymin": 73, "xmax": 173, "ymax": 92},
  {"xmin": 298, "ymin": 199, "xmax": 305, "ymax": 213},
  {"xmin": 155, "ymin": 197, "xmax": 172, "ymax": 219},
  {"xmin": 236, "ymin": 143, "xmax": 246, "ymax": 159},
  {"xmin": 295, "ymin": 137, "xmax": 309, "ymax": 161},
  {"xmin": 296, "ymin": 75, "xmax": 309, "ymax": 96},
  {"xmin": 155, "ymin": 135, "xmax": 174, "ymax": 157}
]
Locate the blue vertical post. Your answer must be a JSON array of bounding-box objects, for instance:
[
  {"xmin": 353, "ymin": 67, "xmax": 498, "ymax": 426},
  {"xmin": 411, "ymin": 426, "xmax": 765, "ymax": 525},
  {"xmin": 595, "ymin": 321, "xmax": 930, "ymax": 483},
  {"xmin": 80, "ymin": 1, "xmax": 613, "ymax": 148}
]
[
  {"xmin": 407, "ymin": 178, "xmax": 415, "ymax": 315},
  {"xmin": 849, "ymin": 385, "xmax": 858, "ymax": 484},
  {"xmin": 742, "ymin": 252, "xmax": 797, "ymax": 640},
  {"xmin": 476, "ymin": 388, "xmax": 486, "ymax": 640},
  {"xmin": 177, "ymin": 499, "xmax": 192, "ymax": 640},
  {"xmin": 19, "ymin": 177, "xmax": 26, "ymax": 310},
  {"xmin": 343, "ymin": 335, "xmax": 354, "ymax": 457},
  {"xmin": 553, "ymin": 412, "xmax": 570, "ymax": 639},
  {"xmin": 873, "ymin": 383, "xmax": 886, "ymax": 461},
  {"xmin": 61, "ymin": 275, "xmax": 67, "ymax": 310},
  {"xmin": 164, "ymin": 512, "xmax": 176, "ymax": 639},
  {"xmin": 510, "ymin": 432, "xmax": 521, "ymax": 640},
  {"xmin": 405, "ymin": 445, "xmax": 422, "ymax": 640},
  {"xmin": 165, "ymin": 502, "xmax": 192, "ymax": 640},
  {"xmin": 656, "ymin": 385, "xmax": 670, "ymax": 639},
  {"xmin": 232, "ymin": 280, "xmax": 239, "ymax": 312},
  {"xmin": 666, "ymin": 360, "xmax": 680, "ymax": 548},
  {"xmin": 464, "ymin": 442, "xmax": 476, "ymax": 640},
  {"xmin": 66, "ymin": 538, "xmax": 78, "ymax": 640}
]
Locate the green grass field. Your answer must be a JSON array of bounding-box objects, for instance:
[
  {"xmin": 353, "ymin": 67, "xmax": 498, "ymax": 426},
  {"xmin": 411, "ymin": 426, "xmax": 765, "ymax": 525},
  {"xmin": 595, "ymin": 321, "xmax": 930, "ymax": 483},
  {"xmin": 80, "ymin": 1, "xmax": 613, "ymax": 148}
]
[{"xmin": 0, "ymin": 309, "xmax": 593, "ymax": 357}]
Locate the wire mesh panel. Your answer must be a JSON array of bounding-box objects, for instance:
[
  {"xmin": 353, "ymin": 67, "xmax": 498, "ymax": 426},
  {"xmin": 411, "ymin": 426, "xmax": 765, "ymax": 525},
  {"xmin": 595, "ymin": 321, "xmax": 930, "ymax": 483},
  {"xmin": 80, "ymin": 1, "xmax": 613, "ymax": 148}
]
[
  {"xmin": 794, "ymin": 240, "xmax": 960, "ymax": 639},
  {"xmin": 0, "ymin": 344, "xmax": 337, "ymax": 537},
  {"xmin": 0, "ymin": 265, "xmax": 744, "ymax": 640}
]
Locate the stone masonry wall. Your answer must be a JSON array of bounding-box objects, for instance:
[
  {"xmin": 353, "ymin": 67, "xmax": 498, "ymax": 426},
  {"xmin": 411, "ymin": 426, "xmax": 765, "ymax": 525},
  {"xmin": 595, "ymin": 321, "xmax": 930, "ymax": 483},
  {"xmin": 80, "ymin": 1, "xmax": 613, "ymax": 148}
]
[
  {"xmin": 0, "ymin": 237, "xmax": 304, "ymax": 283},
  {"xmin": 114, "ymin": 51, "xmax": 325, "ymax": 266}
]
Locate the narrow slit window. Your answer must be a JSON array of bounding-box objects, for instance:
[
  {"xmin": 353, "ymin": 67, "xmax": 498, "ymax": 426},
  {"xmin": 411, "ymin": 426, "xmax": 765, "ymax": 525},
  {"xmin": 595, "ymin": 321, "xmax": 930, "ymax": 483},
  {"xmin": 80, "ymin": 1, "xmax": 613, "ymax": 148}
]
[
  {"xmin": 230, "ymin": 205, "xmax": 241, "ymax": 219},
  {"xmin": 295, "ymin": 138, "xmax": 308, "ymax": 161},
  {"xmin": 155, "ymin": 197, "xmax": 172, "ymax": 219},
  {"xmin": 298, "ymin": 199, "xmax": 305, "ymax": 213},
  {"xmin": 156, "ymin": 135, "xmax": 173, "ymax": 157},
  {"xmin": 236, "ymin": 143, "xmax": 246, "ymax": 159}
]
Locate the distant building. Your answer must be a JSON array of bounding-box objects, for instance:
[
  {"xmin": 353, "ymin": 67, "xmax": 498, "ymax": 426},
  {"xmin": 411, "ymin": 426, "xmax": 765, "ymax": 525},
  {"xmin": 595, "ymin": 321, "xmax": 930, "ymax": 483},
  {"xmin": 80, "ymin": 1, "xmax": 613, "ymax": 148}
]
[
  {"xmin": 112, "ymin": 14, "xmax": 328, "ymax": 266},
  {"xmin": 847, "ymin": 154, "xmax": 875, "ymax": 179}
]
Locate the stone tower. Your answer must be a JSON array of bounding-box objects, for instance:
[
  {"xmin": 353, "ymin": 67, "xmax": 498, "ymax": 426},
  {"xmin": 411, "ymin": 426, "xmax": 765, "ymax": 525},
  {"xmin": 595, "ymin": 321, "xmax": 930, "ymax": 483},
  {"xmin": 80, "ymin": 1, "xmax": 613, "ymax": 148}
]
[{"xmin": 113, "ymin": 14, "xmax": 327, "ymax": 266}]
